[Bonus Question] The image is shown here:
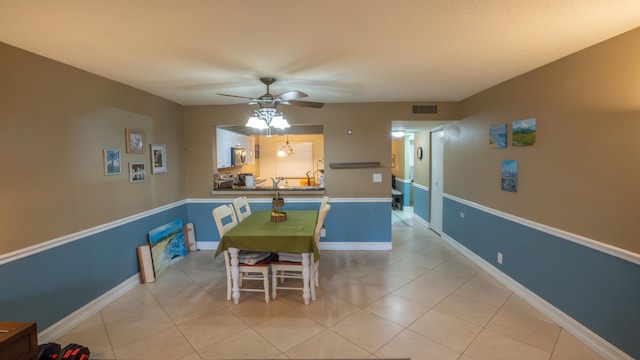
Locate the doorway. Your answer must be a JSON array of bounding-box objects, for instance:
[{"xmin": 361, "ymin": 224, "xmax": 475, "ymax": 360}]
[{"xmin": 430, "ymin": 129, "xmax": 444, "ymax": 234}]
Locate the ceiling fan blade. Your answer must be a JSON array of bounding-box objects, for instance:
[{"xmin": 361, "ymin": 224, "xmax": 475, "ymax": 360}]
[
  {"xmin": 216, "ymin": 93, "xmax": 255, "ymax": 100},
  {"xmin": 287, "ymin": 100, "xmax": 325, "ymax": 108},
  {"xmin": 277, "ymin": 90, "xmax": 308, "ymax": 101}
]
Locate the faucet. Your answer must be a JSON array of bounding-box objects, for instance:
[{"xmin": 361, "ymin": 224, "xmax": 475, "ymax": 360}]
[
  {"xmin": 271, "ymin": 177, "xmax": 283, "ymax": 189},
  {"xmin": 306, "ymin": 171, "xmax": 312, "ymax": 186}
]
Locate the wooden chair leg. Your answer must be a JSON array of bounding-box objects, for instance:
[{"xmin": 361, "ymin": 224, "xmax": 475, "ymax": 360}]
[
  {"xmin": 263, "ymin": 269, "xmax": 270, "ymax": 303},
  {"xmin": 271, "ymin": 269, "xmax": 278, "ymax": 300},
  {"xmin": 226, "ymin": 268, "xmax": 232, "ymax": 301}
]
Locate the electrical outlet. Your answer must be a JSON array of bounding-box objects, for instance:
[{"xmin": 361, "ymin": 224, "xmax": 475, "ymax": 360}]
[
  {"xmin": 497, "ymin": 252, "xmax": 503, "ymax": 264},
  {"xmin": 320, "ymin": 228, "xmax": 326, "ymax": 237},
  {"xmin": 460, "ymin": 212, "xmax": 465, "ymax": 218},
  {"xmin": 373, "ymin": 173, "xmax": 382, "ymax": 183}
]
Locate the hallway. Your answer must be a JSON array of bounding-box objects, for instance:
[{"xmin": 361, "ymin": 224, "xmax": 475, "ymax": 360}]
[{"xmin": 53, "ymin": 208, "xmax": 603, "ymax": 359}]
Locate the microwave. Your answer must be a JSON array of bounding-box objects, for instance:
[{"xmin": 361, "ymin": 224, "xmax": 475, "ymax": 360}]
[{"xmin": 231, "ymin": 147, "xmax": 246, "ymax": 166}]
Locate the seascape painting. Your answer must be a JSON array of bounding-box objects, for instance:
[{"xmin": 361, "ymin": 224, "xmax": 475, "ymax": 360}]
[
  {"xmin": 512, "ymin": 118, "xmax": 536, "ymax": 146},
  {"xmin": 489, "ymin": 124, "xmax": 507, "ymax": 148},
  {"xmin": 501, "ymin": 160, "xmax": 518, "ymax": 192},
  {"xmin": 148, "ymin": 218, "xmax": 187, "ymax": 277}
]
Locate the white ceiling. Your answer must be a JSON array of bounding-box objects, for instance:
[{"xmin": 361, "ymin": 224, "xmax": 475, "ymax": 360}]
[{"xmin": 1, "ymin": 1, "xmax": 639, "ymax": 111}]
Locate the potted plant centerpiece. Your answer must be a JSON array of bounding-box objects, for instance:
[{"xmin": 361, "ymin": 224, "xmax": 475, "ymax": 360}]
[{"xmin": 271, "ymin": 192, "xmax": 286, "ymax": 222}]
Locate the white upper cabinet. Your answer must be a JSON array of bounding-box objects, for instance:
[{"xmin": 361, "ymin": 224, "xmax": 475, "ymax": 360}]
[
  {"xmin": 217, "ymin": 128, "xmax": 255, "ymax": 168},
  {"xmin": 216, "ymin": 128, "xmax": 233, "ymax": 168}
]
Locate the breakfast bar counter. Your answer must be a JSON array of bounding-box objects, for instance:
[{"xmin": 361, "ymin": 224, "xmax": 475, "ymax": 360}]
[{"xmin": 211, "ymin": 187, "xmax": 326, "ymax": 196}]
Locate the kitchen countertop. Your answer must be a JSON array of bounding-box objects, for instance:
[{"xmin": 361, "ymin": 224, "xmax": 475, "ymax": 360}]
[{"xmin": 211, "ymin": 186, "xmax": 325, "ymax": 195}]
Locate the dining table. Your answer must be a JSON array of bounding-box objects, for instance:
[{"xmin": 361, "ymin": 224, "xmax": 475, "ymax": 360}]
[{"xmin": 215, "ymin": 209, "xmax": 319, "ymax": 305}]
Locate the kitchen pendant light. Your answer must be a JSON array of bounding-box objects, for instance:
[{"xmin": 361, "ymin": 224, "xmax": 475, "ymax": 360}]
[{"xmin": 278, "ymin": 136, "xmax": 294, "ymax": 157}]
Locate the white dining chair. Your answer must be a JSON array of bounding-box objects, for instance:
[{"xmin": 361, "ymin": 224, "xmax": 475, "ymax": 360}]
[
  {"xmin": 271, "ymin": 204, "xmax": 331, "ymax": 302},
  {"xmin": 233, "ymin": 196, "xmax": 252, "ymax": 222},
  {"xmin": 212, "ymin": 204, "xmax": 271, "ymax": 303},
  {"xmin": 320, "ymin": 196, "xmax": 330, "ymax": 212},
  {"xmin": 315, "ymin": 196, "xmax": 329, "ymax": 286}
]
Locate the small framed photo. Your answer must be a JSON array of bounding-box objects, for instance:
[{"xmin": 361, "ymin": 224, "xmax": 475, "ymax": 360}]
[
  {"xmin": 125, "ymin": 128, "xmax": 145, "ymax": 153},
  {"xmin": 103, "ymin": 149, "xmax": 121, "ymax": 175},
  {"xmin": 150, "ymin": 144, "xmax": 167, "ymax": 174},
  {"xmin": 129, "ymin": 162, "xmax": 146, "ymax": 183}
]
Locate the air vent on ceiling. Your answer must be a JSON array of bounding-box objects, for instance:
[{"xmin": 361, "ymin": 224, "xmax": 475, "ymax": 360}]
[{"xmin": 412, "ymin": 104, "xmax": 438, "ymax": 114}]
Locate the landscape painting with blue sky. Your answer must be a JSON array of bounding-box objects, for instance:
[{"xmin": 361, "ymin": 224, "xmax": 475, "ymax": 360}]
[{"xmin": 512, "ymin": 118, "xmax": 536, "ymax": 146}]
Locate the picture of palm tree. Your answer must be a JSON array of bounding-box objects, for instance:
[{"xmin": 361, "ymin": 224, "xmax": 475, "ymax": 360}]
[{"xmin": 103, "ymin": 149, "xmax": 121, "ymax": 175}]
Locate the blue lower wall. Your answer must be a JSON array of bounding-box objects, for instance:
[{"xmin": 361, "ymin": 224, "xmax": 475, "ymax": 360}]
[
  {"xmin": 402, "ymin": 181, "xmax": 411, "ymax": 207},
  {"xmin": 3, "ymin": 194, "xmax": 636, "ymax": 357},
  {"xmin": 413, "ymin": 185, "xmax": 429, "ymax": 221},
  {"xmin": 0, "ymin": 204, "xmax": 187, "ymax": 330},
  {"xmin": 443, "ymin": 196, "xmax": 640, "ymax": 358},
  {"xmin": 187, "ymin": 199, "xmax": 391, "ymax": 244}
]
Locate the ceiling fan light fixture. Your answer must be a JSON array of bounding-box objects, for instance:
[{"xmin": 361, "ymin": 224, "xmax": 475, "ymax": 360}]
[
  {"xmin": 246, "ymin": 116, "xmax": 268, "ymax": 129},
  {"xmin": 270, "ymin": 115, "xmax": 290, "ymax": 129},
  {"xmin": 245, "ymin": 108, "xmax": 290, "ymax": 129},
  {"xmin": 222, "ymin": 77, "xmax": 323, "ymax": 131}
]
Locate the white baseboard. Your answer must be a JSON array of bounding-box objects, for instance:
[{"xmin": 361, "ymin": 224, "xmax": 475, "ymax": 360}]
[
  {"xmin": 196, "ymin": 241, "xmax": 218, "ymax": 250},
  {"xmin": 441, "ymin": 233, "xmax": 632, "ymax": 360},
  {"xmin": 319, "ymin": 242, "xmax": 392, "ymax": 251},
  {"xmin": 412, "ymin": 213, "xmax": 430, "ymax": 228},
  {"xmin": 38, "ymin": 274, "xmax": 141, "ymax": 343}
]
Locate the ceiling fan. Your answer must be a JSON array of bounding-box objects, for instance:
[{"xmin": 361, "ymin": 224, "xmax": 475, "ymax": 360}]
[{"xmin": 217, "ymin": 77, "xmax": 325, "ymax": 109}]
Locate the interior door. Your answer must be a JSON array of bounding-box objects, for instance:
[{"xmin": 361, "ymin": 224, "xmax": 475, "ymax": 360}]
[{"xmin": 430, "ymin": 129, "xmax": 444, "ymax": 234}]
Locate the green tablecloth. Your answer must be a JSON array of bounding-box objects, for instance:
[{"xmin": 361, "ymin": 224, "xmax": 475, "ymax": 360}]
[{"xmin": 215, "ymin": 210, "xmax": 320, "ymax": 261}]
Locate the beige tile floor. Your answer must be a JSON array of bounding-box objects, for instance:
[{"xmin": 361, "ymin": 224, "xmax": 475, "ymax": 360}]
[{"xmin": 55, "ymin": 208, "xmax": 604, "ymax": 359}]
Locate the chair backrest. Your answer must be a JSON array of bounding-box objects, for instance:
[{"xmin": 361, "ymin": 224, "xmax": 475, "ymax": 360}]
[
  {"xmin": 212, "ymin": 204, "xmax": 238, "ymax": 238},
  {"xmin": 319, "ymin": 196, "xmax": 330, "ymax": 212},
  {"xmin": 233, "ymin": 196, "xmax": 252, "ymax": 222},
  {"xmin": 313, "ymin": 204, "xmax": 331, "ymax": 246}
]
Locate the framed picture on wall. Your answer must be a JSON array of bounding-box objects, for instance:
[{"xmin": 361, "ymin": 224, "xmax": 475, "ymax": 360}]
[
  {"xmin": 129, "ymin": 162, "xmax": 146, "ymax": 183},
  {"xmin": 512, "ymin": 118, "xmax": 536, "ymax": 146},
  {"xmin": 501, "ymin": 160, "xmax": 518, "ymax": 192},
  {"xmin": 489, "ymin": 124, "xmax": 507, "ymax": 148},
  {"xmin": 103, "ymin": 149, "xmax": 121, "ymax": 175},
  {"xmin": 150, "ymin": 144, "xmax": 167, "ymax": 174},
  {"xmin": 125, "ymin": 128, "xmax": 145, "ymax": 153}
]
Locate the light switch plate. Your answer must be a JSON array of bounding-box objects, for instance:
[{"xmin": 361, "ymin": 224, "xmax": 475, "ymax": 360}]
[{"xmin": 373, "ymin": 173, "xmax": 382, "ymax": 183}]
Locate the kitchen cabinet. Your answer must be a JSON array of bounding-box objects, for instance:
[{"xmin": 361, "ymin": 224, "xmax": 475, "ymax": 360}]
[
  {"xmin": 217, "ymin": 129, "xmax": 256, "ymax": 168},
  {"xmin": 216, "ymin": 128, "xmax": 233, "ymax": 168}
]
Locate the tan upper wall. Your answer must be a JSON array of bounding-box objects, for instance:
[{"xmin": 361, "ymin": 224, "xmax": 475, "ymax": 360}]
[
  {"xmin": 8, "ymin": 25, "xmax": 637, "ymax": 256},
  {"xmin": 184, "ymin": 102, "xmax": 460, "ymax": 198},
  {"xmin": 413, "ymin": 130, "xmax": 431, "ymax": 187},
  {"xmin": 0, "ymin": 42, "xmax": 185, "ymax": 255},
  {"xmin": 449, "ymin": 27, "xmax": 640, "ymax": 253}
]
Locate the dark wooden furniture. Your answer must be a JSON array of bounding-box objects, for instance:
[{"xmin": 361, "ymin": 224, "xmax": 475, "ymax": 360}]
[
  {"xmin": 391, "ymin": 175, "xmax": 403, "ymax": 210},
  {"xmin": 0, "ymin": 322, "xmax": 37, "ymax": 360},
  {"xmin": 392, "ymin": 189, "xmax": 403, "ymax": 210}
]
